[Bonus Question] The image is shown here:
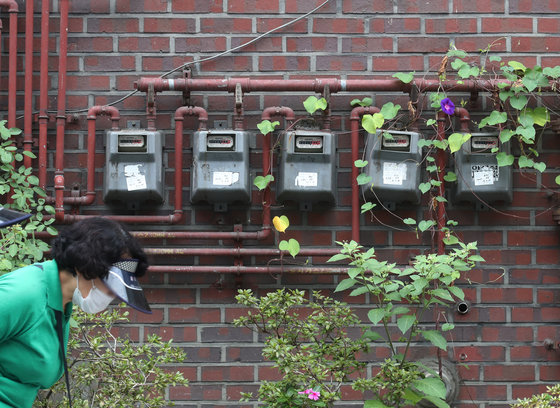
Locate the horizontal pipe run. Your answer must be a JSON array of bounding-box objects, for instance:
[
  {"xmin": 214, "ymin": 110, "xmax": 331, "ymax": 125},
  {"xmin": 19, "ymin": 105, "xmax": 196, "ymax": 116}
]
[
  {"xmin": 131, "ymin": 230, "xmax": 271, "ymax": 241},
  {"xmin": 135, "ymin": 77, "xmax": 520, "ymax": 95},
  {"xmin": 148, "ymin": 265, "xmax": 348, "ymax": 274},
  {"xmin": 143, "ymin": 247, "xmax": 341, "ymax": 257}
]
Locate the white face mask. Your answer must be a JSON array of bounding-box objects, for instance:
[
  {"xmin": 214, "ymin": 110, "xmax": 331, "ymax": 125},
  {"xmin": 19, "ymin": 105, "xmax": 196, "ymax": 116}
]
[{"xmin": 73, "ymin": 274, "xmax": 115, "ymax": 314}]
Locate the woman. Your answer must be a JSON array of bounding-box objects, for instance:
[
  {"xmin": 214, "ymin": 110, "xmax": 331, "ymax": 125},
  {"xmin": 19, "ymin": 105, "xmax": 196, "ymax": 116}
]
[{"xmin": 0, "ymin": 217, "xmax": 151, "ymax": 408}]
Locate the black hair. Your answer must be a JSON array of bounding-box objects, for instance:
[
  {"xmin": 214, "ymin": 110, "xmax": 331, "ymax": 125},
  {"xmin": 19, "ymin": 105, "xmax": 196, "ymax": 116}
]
[{"xmin": 50, "ymin": 217, "xmax": 148, "ymax": 280}]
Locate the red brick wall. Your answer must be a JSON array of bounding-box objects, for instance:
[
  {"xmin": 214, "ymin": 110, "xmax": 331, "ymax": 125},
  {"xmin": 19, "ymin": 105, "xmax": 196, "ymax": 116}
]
[{"xmin": 3, "ymin": 1, "xmax": 560, "ymax": 406}]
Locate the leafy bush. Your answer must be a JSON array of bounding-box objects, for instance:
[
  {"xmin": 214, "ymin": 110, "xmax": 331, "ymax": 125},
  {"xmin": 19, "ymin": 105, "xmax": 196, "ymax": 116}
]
[
  {"xmin": 34, "ymin": 306, "xmax": 189, "ymax": 408},
  {"xmin": 511, "ymin": 384, "xmax": 560, "ymax": 408},
  {"xmin": 234, "ymin": 289, "xmax": 369, "ymax": 408},
  {"xmin": 0, "ymin": 120, "xmax": 56, "ymax": 275}
]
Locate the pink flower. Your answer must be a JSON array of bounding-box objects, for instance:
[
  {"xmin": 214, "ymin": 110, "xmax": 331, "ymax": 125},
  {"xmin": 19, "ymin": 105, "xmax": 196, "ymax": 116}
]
[{"xmin": 298, "ymin": 388, "xmax": 320, "ymax": 401}]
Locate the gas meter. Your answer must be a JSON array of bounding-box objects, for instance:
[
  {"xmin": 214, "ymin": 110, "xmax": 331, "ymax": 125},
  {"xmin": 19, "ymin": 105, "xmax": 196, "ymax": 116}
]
[
  {"xmin": 277, "ymin": 129, "xmax": 336, "ymax": 209},
  {"xmin": 361, "ymin": 130, "xmax": 422, "ymax": 206},
  {"xmin": 103, "ymin": 129, "xmax": 164, "ymax": 208},
  {"xmin": 191, "ymin": 129, "xmax": 251, "ymax": 211},
  {"xmin": 452, "ymin": 133, "xmax": 512, "ymax": 204}
]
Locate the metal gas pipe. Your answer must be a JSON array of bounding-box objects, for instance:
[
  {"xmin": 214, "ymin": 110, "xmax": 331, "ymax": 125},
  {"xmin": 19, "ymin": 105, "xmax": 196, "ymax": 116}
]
[
  {"xmin": 22, "ymin": 0, "xmax": 34, "ymax": 167},
  {"xmin": 349, "ymin": 105, "xmax": 381, "ymax": 243},
  {"xmin": 0, "ymin": 0, "xmax": 18, "ymax": 128},
  {"xmin": 434, "ymin": 107, "xmax": 471, "ymax": 254},
  {"xmin": 38, "ymin": 0, "xmax": 50, "ymax": 188}
]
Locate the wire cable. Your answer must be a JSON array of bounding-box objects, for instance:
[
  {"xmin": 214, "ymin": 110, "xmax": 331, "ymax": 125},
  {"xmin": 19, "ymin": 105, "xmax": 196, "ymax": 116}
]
[{"xmin": 61, "ymin": 0, "xmax": 332, "ymax": 116}]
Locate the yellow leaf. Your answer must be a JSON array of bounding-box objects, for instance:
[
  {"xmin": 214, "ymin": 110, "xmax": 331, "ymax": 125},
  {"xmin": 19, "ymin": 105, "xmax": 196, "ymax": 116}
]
[{"xmin": 273, "ymin": 215, "xmax": 289, "ymax": 233}]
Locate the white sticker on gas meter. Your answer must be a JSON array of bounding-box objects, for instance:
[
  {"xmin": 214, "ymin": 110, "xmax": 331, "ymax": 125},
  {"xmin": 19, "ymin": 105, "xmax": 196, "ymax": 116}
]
[
  {"xmin": 213, "ymin": 171, "xmax": 239, "ymax": 186},
  {"xmin": 295, "ymin": 172, "xmax": 318, "ymax": 187},
  {"xmin": 382, "ymin": 162, "xmax": 407, "ymax": 185},
  {"xmin": 473, "ymin": 167, "xmax": 495, "ymax": 186},
  {"xmin": 471, "ymin": 165, "xmax": 498, "ymax": 186},
  {"xmin": 124, "ymin": 164, "xmax": 147, "ymax": 191}
]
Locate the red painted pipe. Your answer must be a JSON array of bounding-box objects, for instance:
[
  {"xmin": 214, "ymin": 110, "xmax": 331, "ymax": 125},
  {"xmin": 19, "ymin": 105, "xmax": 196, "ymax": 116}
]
[
  {"xmin": 350, "ymin": 106, "xmax": 380, "ymax": 243},
  {"xmin": 260, "ymin": 106, "xmax": 296, "ymax": 239},
  {"xmin": 436, "ymin": 111, "xmax": 447, "ymax": 255},
  {"xmin": 144, "ymin": 247, "xmax": 341, "ymax": 257},
  {"xmin": 148, "ymin": 265, "xmax": 348, "ymax": 275},
  {"xmin": 0, "ymin": 0, "xmax": 18, "ymax": 127},
  {"xmin": 135, "ymin": 77, "xmax": 521, "ymax": 95},
  {"xmin": 54, "ymin": 0, "xmax": 69, "ymax": 204},
  {"xmin": 454, "ymin": 107, "xmax": 471, "ymax": 132},
  {"xmin": 23, "ymin": 0, "xmax": 33, "ymax": 167},
  {"xmin": 38, "ymin": 0, "xmax": 50, "ymax": 188}
]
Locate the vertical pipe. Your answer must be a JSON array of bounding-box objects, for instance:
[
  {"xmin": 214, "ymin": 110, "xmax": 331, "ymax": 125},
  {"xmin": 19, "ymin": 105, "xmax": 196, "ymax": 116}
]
[
  {"xmin": 6, "ymin": 3, "xmax": 17, "ymax": 128},
  {"xmin": 260, "ymin": 107, "xmax": 296, "ymax": 240},
  {"xmin": 23, "ymin": 0, "xmax": 34, "ymax": 167},
  {"xmin": 436, "ymin": 111, "xmax": 447, "ymax": 255},
  {"xmin": 349, "ymin": 106, "xmax": 380, "ymax": 243},
  {"xmin": 55, "ymin": 0, "xmax": 69, "ymax": 177},
  {"xmin": 38, "ymin": 0, "xmax": 50, "ymax": 188}
]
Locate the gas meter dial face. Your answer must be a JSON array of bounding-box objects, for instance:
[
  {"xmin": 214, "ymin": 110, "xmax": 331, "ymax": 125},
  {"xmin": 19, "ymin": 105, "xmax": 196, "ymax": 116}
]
[
  {"xmin": 295, "ymin": 135, "xmax": 323, "ymax": 152},
  {"xmin": 382, "ymin": 133, "xmax": 410, "ymax": 149},
  {"xmin": 118, "ymin": 134, "xmax": 146, "ymax": 148},
  {"xmin": 471, "ymin": 136, "xmax": 498, "ymax": 152},
  {"xmin": 207, "ymin": 134, "xmax": 235, "ymax": 150}
]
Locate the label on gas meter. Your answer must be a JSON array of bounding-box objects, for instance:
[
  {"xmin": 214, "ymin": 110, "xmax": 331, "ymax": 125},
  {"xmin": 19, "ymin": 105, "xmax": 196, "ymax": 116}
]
[
  {"xmin": 382, "ymin": 133, "xmax": 410, "ymax": 149},
  {"xmin": 213, "ymin": 171, "xmax": 239, "ymax": 186},
  {"xmin": 295, "ymin": 172, "xmax": 318, "ymax": 187},
  {"xmin": 471, "ymin": 164, "xmax": 498, "ymax": 185},
  {"xmin": 383, "ymin": 162, "xmax": 407, "ymax": 185}
]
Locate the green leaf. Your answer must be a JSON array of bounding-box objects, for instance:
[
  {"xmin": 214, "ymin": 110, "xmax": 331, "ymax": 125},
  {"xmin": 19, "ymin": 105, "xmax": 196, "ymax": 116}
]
[
  {"xmin": 543, "ymin": 65, "xmax": 560, "ymax": 79},
  {"xmin": 392, "ymin": 72, "xmax": 414, "ymax": 84},
  {"xmin": 556, "ymin": 175, "xmax": 560, "ymax": 185},
  {"xmin": 380, "ymin": 102, "xmax": 401, "ymax": 121},
  {"xmin": 361, "ymin": 202, "xmax": 376, "ymax": 213},
  {"xmin": 419, "ymin": 395, "xmax": 450, "ymax": 408},
  {"xmin": 499, "ymin": 129, "xmax": 515, "ymax": 143},
  {"xmin": 431, "ymin": 288, "xmax": 455, "ymax": 302},
  {"xmin": 508, "ymin": 61, "xmax": 527, "ymax": 72},
  {"xmin": 253, "ymin": 175, "xmax": 274, "ymax": 190},
  {"xmin": 524, "ymin": 107, "xmax": 550, "ymax": 127},
  {"xmin": 257, "ymin": 120, "xmax": 279, "ymax": 136},
  {"xmin": 413, "ymin": 377, "xmax": 448, "ymax": 400},
  {"xmin": 303, "ymin": 96, "xmax": 327, "ymax": 114},
  {"xmin": 444, "ymin": 172, "xmax": 457, "ymax": 182},
  {"xmin": 362, "ymin": 113, "xmax": 385, "ymax": 134},
  {"xmin": 354, "ymin": 159, "xmax": 368, "ymax": 168},
  {"xmin": 397, "ymin": 314, "xmax": 416, "ymax": 335},
  {"xmin": 516, "ymin": 125, "xmax": 536, "ymax": 143},
  {"xmin": 335, "ymin": 278, "xmax": 357, "ymax": 292},
  {"xmin": 368, "ymin": 308, "xmax": 386, "ymax": 325},
  {"xmin": 422, "ymin": 330, "xmax": 448, "ymax": 350},
  {"xmin": 448, "ymin": 132, "xmax": 471, "ymax": 153},
  {"xmin": 441, "ymin": 323, "xmax": 455, "ymax": 331},
  {"xmin": 518, "ymin": 155, "xmax": 534, "ymax": 168},
  {"xmin": 279, "ymin": 238, "xmax": 300, "ymax": 258},
  {"xmin": 419, "ymin": 182, "xmax": 431, "ymax": 194},
  {"xmin": 403, "ymin": 218, "xmax": 417, "ymax": 225},
  {"xmin": 478, "ymin": 111, "xmax": 507, "ymax": 128},
  {"xmin": 357, "ymin": 173, "xmax": 372, "ymax": 186},
  {"xmin": 328, "ymin": 253, "xmax": 349, "ymax": 263},
  {"xmin": 443, "ymin": 234, "xmax": 459, "ymax": 246},
  {"xmin": 426, "ymin": 118, "xmax": 436, "ymax": 126},
  {"xmin": 496, "ymin": 152, "xmax": 514, "ymax": 167},
  {"xmin": 351, "ymin": 97, "xmax": 373, "ymax": 107},
  {"xmin": 418, "ymin": 220, "xmax": 436, "ymax": 232},
  {"xmin": 509, "ymin": 94, "xmax": 528, "ymax": 110},
  {"xmin": 448, "ymin": 285, "xmax": 465, "ymax": 300},
  {"xmin": 534, "ymin": 161, "xmax": 546, "ymax": 173}
]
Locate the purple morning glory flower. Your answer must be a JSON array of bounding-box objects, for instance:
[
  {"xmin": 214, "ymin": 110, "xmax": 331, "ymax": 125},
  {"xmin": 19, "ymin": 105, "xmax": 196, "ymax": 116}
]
[{"xmin": 440, "ymin": 98, "xmax": 455, "ymax": 115}]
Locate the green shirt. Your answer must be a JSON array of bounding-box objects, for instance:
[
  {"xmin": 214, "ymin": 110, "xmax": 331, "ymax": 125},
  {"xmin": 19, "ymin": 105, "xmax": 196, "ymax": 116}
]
[{"xmin": 0, "ymin": 260, "xmax": 72, "ymax": 408}]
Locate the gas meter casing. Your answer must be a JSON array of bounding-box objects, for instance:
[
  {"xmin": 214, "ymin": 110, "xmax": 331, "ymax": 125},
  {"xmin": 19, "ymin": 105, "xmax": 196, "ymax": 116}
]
[
  {"xmin": 361, "ymin": 130, "xmax": 422, "ymax": 205},
  {"xmin": 452, "ymin": 133, "xmax": 512, "ymax": 203},
  {"xmin": 103, "ymin": 129, "xmax": 164, "ymax": 207},
  {"xmin": 191, "ymin": 130, "xmax": 251, "ymax": 206},
  {"xmin": 277, "ymin": 130, "xmax": 336, "ymax": 205}
]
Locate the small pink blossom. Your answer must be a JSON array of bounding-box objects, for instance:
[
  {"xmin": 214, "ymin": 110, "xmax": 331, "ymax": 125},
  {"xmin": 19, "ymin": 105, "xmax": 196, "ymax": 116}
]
[{"xmin": 298, "ymin": 388, "xmax": 320, "ymax": 401}]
